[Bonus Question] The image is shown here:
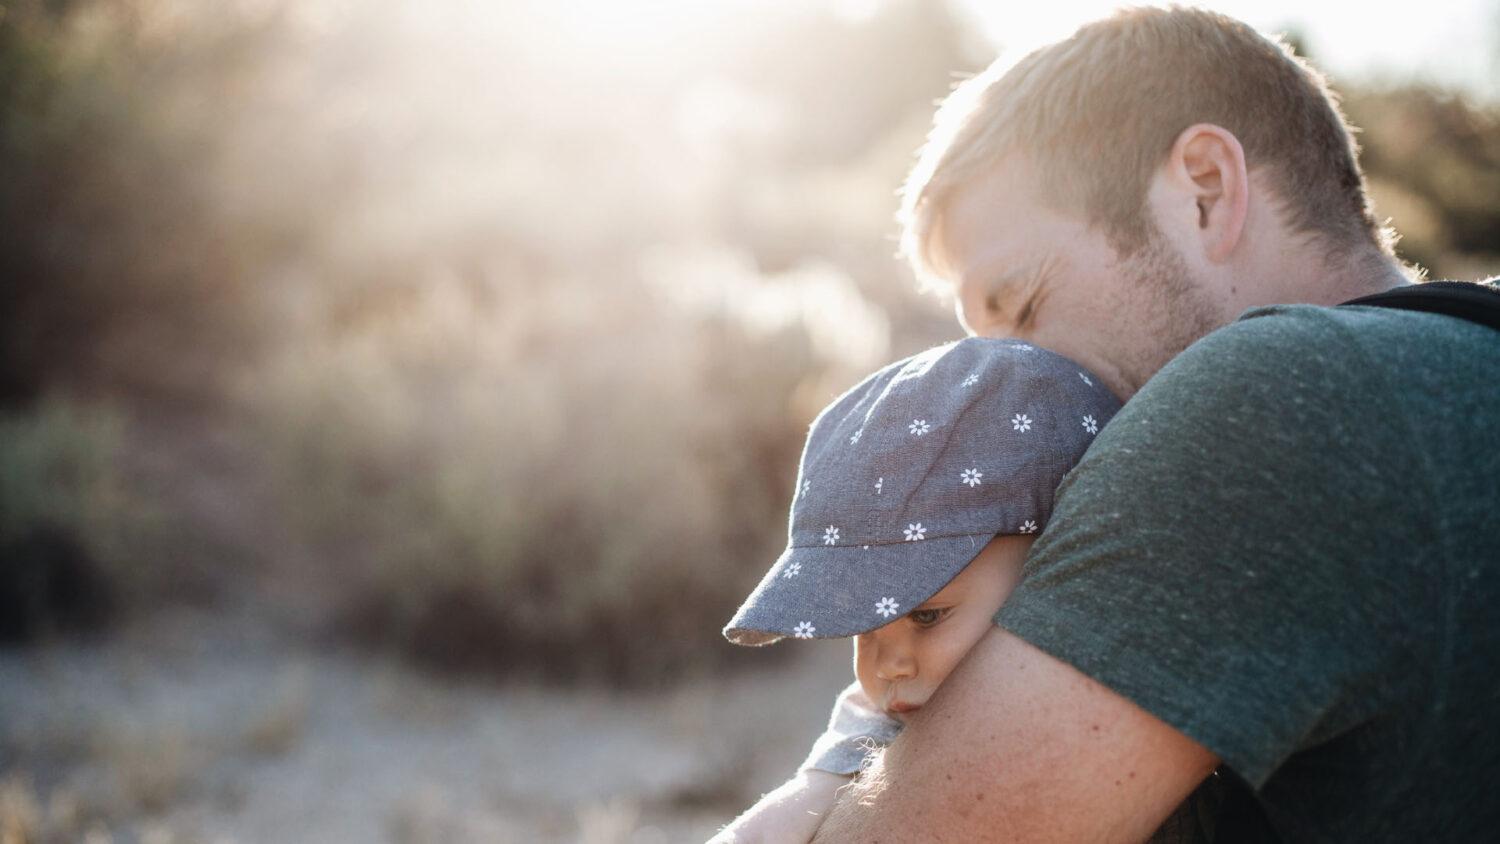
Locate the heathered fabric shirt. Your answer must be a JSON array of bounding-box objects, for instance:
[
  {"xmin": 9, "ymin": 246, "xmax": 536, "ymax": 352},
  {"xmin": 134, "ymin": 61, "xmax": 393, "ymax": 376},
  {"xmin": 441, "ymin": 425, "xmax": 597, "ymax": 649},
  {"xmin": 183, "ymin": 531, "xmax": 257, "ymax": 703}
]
[{"xmin": 997, "ymin": 303, "xmax": 1500, "ymax": 841}]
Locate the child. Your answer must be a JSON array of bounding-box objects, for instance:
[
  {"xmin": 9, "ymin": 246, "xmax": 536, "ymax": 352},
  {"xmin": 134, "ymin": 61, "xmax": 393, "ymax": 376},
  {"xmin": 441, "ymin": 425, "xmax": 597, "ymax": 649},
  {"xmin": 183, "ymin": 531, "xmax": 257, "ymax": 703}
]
[{"xmin": 710, "ymin": 336, "xmax": 1123, "ymax": 843}]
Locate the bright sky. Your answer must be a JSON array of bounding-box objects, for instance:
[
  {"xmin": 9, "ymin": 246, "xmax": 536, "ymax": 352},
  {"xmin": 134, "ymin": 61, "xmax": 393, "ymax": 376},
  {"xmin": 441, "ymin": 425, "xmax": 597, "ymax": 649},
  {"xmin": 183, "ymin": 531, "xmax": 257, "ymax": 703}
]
[
  {"xmin": 534, "ymin": 0, "xmax": 1496, "ymax": 97},
  {"xmin": 953, "ymin": 0, "xmax": 1499, "ymax": 98}
]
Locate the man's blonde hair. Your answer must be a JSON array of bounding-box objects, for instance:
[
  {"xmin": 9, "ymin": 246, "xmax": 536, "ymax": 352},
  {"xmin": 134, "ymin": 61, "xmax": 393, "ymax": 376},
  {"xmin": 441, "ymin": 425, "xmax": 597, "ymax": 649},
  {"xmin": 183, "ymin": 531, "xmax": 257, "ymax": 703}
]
[{"xmin": 900, "ymin": 6, "xmax": 1392, "ymax": 286}]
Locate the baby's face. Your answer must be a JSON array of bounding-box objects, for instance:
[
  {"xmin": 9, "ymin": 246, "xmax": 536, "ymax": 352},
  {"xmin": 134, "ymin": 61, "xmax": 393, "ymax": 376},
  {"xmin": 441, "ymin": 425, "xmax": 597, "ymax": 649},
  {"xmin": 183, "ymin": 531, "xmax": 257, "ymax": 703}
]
[{"xmin": 854, "ymin": 534, "xmax": 1033, "ymax": 723}]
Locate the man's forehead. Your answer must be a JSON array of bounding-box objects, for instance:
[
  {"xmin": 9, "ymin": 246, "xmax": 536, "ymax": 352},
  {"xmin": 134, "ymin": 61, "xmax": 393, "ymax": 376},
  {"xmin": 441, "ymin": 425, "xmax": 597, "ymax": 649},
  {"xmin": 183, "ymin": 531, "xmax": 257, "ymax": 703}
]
[
  {"xmin": 930, "ymin": 160, "xmax": 1050, "ymax": 286},
  {"xmin": 931, "ymin": 209, "xmax": 1047, "ymax": 300}
]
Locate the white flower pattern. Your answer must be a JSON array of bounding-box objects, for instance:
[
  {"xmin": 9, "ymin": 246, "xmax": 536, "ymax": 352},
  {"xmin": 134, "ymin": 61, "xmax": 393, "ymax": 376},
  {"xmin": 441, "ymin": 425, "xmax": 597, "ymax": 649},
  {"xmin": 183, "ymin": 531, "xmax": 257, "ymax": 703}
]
[
  {"xmin": 849, "ymin": 429, "xmax": 862, "ymax": 445},
  {"xmin": 782, "ymin": 562, "xmax": 802, "ymax": 579},
  {"xmin": 1078, "ymin": 371, "xmax": 1093, "ymax": 387},
  {"xmin": 961, "ymin": 373, "xmax": 980, "ymax": 387},
  {"xmin": 1020, "ymin": 520, "xmax": 1038, "ymax": 534},
  {"xmin": 823, "ymin": 525, "xmax": 840, "ymax": 545},
  {"xmin": 1012, "ymin": 413, "xmax": 1032, "ymax": 432},
  {"xmin": 960, "ymin": 468, "xmax": 982, "ymax": 487},
  {"xmin": 904, "ymin": 523, "xmax": 926, "ymax": 541},
  {"xmin": 875, "ymin": 478, "xmax": 883, "ymax": 494},
  {"xmin": 793, "ymin": 621, "xmax": 816, "ymax": 638},
  {"xmin": 909, "ymin": 419, "xmax": 931, "ymax": 436},
  {"xmin": 875, "ymin": 597, "xmax": 900, "ymax": 618},
  {"xmin": 1082, "ymin": 414, "xmax": 1099, "ymax": 435}
]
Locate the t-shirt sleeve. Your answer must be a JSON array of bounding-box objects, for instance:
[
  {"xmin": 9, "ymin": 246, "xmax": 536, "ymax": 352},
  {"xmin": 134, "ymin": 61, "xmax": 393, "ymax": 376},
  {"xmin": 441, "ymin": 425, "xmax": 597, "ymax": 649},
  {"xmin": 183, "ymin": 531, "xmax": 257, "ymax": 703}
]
[
  {"xmin": 799, "ymin": 680, "xmax": 904, "ymax": 776},
  {"xmin": 995, "ymin": 306, "xmax": 1430, "ymax": 788}
]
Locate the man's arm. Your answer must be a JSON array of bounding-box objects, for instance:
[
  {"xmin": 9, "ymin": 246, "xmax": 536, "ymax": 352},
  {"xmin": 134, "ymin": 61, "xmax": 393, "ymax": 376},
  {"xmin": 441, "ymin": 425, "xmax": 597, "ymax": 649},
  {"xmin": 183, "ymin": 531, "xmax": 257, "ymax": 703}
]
[{"xmin": 811, "ymin": 627, "xmax": 1217, "ymax": 843}]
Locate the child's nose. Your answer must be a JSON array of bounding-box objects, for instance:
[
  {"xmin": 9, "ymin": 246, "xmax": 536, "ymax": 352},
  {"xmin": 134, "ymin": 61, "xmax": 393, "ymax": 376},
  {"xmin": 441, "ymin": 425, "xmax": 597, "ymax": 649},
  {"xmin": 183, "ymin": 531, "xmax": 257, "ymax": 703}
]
[{"xmin": 875, "ymin": 638, "xmax": 916, "ymax": 682}]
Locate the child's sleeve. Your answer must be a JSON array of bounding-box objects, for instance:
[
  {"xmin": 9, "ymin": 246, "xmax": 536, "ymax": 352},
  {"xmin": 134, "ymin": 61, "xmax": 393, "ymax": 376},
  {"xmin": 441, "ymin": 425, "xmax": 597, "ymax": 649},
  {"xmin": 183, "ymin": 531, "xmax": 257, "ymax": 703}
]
[{"xmin": 798, "ymin": 681, "xmax": 903, "ymax": 775}]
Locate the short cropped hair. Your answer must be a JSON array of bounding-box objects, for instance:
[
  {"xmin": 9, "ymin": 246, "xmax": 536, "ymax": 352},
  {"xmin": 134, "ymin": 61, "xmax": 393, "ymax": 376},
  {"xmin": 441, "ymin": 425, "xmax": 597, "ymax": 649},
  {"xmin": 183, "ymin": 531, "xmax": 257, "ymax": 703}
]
[{"xmin": 900, "ymin": 6, "xmax": 1392, "ymax": 285}]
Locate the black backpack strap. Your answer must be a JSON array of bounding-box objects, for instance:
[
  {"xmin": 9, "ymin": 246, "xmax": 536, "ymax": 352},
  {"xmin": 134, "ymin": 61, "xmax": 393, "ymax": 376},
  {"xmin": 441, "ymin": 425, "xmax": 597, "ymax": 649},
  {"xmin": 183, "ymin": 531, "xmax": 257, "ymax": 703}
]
[{"xmin": 1341, "ymin": 280, "xmax": 1500, "ymax": 332}]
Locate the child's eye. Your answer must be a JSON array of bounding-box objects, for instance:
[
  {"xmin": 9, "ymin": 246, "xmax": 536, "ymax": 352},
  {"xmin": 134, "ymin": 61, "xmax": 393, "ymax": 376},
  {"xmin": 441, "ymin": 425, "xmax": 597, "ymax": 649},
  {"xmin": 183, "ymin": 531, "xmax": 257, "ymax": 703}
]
[{"xmin": 909, "ymin": 607, "xmax": 951, "ymax": 628}]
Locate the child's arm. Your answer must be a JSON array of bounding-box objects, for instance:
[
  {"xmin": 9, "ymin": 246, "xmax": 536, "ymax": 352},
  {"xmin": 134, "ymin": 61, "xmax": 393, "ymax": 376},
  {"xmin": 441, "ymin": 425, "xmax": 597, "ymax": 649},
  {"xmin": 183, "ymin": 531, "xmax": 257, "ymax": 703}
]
[
  {"xmin": 798, "ymin": 680, "xmax": 903, "ymax": 776},
  {"xmin": 710, "ymin": 682, "xmax": 902, "ymax": 843},
  {"xmin": 707, "ymin": 769, "xmax": 850, "ymax": 844}
]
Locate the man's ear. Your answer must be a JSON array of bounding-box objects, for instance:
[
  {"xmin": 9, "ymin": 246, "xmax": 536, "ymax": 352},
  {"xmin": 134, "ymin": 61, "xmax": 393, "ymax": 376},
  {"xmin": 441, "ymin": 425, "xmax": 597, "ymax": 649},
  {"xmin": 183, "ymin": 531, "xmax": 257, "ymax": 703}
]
[{"xmin": 1163, "ymin": 123, "xmax": 1249, "ymax": 263}]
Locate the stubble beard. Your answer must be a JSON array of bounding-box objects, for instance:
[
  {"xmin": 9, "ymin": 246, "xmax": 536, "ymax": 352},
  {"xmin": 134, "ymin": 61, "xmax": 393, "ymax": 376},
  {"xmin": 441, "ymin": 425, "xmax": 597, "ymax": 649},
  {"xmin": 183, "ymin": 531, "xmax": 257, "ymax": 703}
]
[{"xmin": 1115, "ymin": 232, "xmax": 1226, "ymax": 394}]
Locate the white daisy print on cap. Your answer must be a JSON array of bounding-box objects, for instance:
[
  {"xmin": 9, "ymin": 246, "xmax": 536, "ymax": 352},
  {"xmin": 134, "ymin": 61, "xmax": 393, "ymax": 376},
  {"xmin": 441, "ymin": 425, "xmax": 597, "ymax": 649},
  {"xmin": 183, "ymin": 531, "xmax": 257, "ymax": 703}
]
[{"xmin": 720, "ymin": 335, "xmax": 1126, "ymax": 651}]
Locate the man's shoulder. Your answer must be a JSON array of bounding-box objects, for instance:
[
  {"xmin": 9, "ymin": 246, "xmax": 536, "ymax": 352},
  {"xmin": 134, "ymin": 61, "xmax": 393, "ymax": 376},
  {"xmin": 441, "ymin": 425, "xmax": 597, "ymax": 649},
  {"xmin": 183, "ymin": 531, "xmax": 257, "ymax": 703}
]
[
  {"xmin": 1181, "ymin": 301, "xmax": 1442, "ymax": 367},
  {"xmin": 1077, "ymin": 298, "xmax": 1497, "ymax": 513},
  {"xmin": 1133, "ymin": 300, "xmax": 1492, "ymax": 415},
  {"xmin": 1229, "ymin": 298, "xmax": 1495, "ymax": 346},
  {"xmin": 1112, "ymin": 305, "xmax": 1371, "ymax": 435}
]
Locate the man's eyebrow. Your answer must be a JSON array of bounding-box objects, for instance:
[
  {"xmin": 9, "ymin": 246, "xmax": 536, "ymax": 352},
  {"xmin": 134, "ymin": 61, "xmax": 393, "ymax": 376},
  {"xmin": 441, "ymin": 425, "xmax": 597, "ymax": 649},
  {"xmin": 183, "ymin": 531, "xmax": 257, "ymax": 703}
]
[
  {"xmin": 1013, "ymin": 256, "xmax": 1060, "ymax": 326},
  {"xmin": 976, "ymin": 261, "xmax": 1052, "ymax": 326}
]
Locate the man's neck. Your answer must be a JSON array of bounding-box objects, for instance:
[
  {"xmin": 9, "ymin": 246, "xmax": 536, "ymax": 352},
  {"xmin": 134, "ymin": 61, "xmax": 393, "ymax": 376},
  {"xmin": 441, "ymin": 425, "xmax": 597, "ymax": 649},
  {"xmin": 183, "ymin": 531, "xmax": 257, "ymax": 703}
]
[{"xmin": 1291, "ymin": 246, "xmax": 1411, "ymax": 307}]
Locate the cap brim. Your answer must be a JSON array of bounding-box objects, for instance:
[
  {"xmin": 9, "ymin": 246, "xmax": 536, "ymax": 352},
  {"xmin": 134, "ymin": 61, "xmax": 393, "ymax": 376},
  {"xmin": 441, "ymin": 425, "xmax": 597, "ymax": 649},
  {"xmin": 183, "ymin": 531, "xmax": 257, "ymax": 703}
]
[{"xmin": 722, "ymin": 532, "xmax": 994, "ymax": 646}]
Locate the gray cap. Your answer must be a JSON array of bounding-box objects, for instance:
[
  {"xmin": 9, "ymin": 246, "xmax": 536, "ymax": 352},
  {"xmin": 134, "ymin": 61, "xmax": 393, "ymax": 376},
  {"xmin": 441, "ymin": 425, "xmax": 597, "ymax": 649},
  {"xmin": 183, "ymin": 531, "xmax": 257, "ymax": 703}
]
[{"xmin": 723, "ymin": 337, "xmax": 1121, "ymax": 646}]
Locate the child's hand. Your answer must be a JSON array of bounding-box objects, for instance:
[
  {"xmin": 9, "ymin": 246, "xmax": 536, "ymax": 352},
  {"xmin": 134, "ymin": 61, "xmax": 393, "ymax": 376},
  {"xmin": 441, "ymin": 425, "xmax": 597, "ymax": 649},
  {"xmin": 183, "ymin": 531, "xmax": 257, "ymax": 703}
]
[{"xmin": 706, "ymin": 769, "xmax": 850, "ymax": 844}]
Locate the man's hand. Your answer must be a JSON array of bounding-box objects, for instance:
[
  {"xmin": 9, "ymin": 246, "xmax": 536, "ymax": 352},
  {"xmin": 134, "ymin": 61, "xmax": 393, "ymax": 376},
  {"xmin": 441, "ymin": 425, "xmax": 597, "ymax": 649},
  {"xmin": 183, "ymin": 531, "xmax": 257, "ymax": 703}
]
[
  {"xmin": 811, "ymin": 627, "xmax": 1217, "ymax": 843},
  {"xmin": 709, "ymin": 769, "xmax": 851, "ymax": 844}
]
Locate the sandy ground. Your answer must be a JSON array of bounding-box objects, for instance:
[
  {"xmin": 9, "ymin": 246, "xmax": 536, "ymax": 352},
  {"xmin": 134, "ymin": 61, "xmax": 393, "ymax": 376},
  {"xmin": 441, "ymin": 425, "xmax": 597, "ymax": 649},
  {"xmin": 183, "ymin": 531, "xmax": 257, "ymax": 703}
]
[{"xmin": 0, "ymin": 607, "xmax": 854, "ymax": 843}]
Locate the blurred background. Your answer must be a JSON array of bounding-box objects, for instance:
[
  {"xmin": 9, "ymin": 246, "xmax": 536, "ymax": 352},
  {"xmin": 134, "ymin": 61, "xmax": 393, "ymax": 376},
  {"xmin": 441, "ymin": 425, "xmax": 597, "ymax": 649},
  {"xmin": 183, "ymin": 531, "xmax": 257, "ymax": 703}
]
[{"xmin": 1, "ymin": 0, "xmax": 1496, "ymax": 840}]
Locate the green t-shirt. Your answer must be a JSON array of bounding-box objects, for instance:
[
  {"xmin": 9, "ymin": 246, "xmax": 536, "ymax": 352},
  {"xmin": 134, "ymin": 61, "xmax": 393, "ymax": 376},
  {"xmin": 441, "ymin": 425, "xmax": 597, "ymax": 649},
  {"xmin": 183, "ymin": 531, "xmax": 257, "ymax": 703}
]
[{"xmin": 997, "ymin": 302, "xmax": 1500, "ymax": 841}]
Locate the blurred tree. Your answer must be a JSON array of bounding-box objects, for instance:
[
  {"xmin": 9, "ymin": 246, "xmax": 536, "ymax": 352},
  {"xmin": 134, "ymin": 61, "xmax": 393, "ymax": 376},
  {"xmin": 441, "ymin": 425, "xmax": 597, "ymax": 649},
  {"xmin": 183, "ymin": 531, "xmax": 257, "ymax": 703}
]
[
  {"xmin": 1347, "ymin": 87, "xmax": 1500, "ymax": 276},
  {"xmin": 1259, "ymin": 24, "xmax": 1498, "ymax": 278},
  {"xmin": 0, "ymin": 0, "xmax": 288, "ymax": 405},
  {"xmin": 729, "ymin": 0, "xmax": 983, "ymax": 169}
]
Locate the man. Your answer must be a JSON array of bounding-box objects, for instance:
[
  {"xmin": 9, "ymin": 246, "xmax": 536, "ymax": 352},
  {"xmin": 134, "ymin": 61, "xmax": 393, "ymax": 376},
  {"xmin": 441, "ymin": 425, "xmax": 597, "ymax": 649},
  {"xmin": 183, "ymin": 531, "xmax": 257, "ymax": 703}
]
[{"xmin": 810, "ymin": 7, "xmax": 1499, "ymax": 842}]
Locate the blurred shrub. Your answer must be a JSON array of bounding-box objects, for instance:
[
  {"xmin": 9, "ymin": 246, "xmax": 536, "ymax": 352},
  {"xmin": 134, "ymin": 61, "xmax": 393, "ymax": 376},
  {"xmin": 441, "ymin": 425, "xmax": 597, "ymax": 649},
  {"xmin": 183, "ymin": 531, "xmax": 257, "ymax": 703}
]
[
  {"xmin": 244, "ymin": 268, "xmax": 851, "ymax": 684},
  {"xmin": 0, "ymin": 0, "xmax": 288, "ymax": 403},
  {"xmin": 0, "ymin": 397, "xmax": 162, "ymax": 640}
]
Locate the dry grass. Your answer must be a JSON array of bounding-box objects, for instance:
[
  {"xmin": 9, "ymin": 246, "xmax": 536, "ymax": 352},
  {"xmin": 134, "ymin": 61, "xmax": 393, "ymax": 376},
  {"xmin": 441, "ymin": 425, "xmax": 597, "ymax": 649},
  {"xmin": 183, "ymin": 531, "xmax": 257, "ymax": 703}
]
[
  {"xmin": 98, "ymin": 730, "xmax": 206, "ymax": 817},
  {"xmin": 0, "ymin": 775, "xmax": 43, "ymax": 844},
  {"xmin": 0, "ymin": 775, "xmax": 109, "ymax": 844},
  {"xmin": 238, "ymin": 665, "xmax": 311, "ymax": 757}
]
